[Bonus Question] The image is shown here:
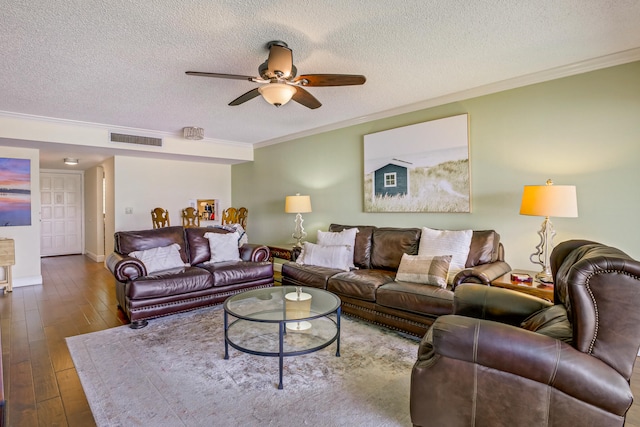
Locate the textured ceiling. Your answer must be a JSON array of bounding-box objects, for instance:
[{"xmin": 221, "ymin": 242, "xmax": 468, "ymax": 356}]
[{"xmin": 2, "ymin": 0, "xmax": 640, "ymax": 167}]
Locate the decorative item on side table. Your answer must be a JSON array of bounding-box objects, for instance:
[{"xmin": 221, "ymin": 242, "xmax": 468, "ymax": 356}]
[
  {"xmin": 284, "ymin": 193, "xmax": 312, "ymax": 247},
  {"xmin": 519, "ymin": 179, "xmax": 578, "ymax": 283},
  {"xmin": 491, "ymin": 269, "xmax": 554, "ymax": 301}
]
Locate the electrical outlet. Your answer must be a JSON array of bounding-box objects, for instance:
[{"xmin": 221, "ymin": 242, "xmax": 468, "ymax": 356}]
[{"xmin": 125, "ymin": 207, "xmax": 133, "ymax": 214}]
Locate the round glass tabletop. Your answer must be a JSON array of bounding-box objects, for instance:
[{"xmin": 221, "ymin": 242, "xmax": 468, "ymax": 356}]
[{"xmin": 224, "ymin": 285, "xmax": 341, "ymax": 322}]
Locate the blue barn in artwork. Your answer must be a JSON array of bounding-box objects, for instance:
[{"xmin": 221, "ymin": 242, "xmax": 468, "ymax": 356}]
[{"xmin": 374, "ymin": 163, "xmax": 409, "ymax": 197}]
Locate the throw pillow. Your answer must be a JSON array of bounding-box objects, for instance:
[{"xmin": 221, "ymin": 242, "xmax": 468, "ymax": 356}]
[
  {"xmin": 128, "ymin": 243, "xmax": 188, "ymax": 275},
  {"xmin": 395, "ymin": 254, "xmax": 452, "ymax": 288},
  {"xmin": 317, "ymin": 227, "xmax": 359, "ymax": 269},
  {"xmin": 204, "ymin": 232, "xmax": 241, "ymax": 263},
  {"xmin": 295, "ymin": 242, "xmax": 352, "ymax": 271},
  {"xmin": 418, "ymin": 227, "xmax": 473, "ymax": 284}
]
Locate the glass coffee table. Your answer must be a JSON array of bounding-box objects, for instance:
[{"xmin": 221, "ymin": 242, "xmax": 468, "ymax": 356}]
[{"xmin": 223, "ymin": 286, "xmax": 341, "ymax": 389}]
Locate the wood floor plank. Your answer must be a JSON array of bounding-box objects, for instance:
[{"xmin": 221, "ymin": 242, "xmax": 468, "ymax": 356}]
[
  {"xmin": 29, "ymin": 339, "xmax": 60, "ymax": 402},
  {"xmin": 37, "ymin": 396, "xmax": 68, "ymax": 427},
  {"xmin": 56, "ymin": 368, "xmax": 96, "ymax": 427},
  {"xmin": 8, "ymin": 360, "xmax": 38, "ymax": 427}
]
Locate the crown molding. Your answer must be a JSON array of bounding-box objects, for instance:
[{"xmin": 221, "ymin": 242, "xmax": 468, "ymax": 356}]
[{"xmin": 254, "ymin": 47, "xmax": 640, "ymax": 148}]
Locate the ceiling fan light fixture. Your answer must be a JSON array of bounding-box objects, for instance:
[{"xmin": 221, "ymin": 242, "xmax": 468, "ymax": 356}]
[
  {"xmin": 183, "ymin": 127, "xmax": 204, "ymax": 140},
  {"xmin": 258, "ymin": 83, "xmax": 296, "ymax": 107},
  {"xmin": 64, "ymin": 157, "xmax": 79, "ymax": 165}
]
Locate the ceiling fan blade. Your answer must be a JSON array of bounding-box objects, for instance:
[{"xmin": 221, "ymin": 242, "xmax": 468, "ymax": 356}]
[
  {"xmin": 292, "ymin": 87, "xmax": 321, "ymax": 109},
  {"xmin": 267, "ymin": 44, "xmax": 293, "ymax": 78},
  {"xmin": 186, "ymin": 71, "xmax": 256, "ymax": 81},
  {"xmin": 229, "ymin": 88, "xmax": 261, "ymax": 106},
  {"xmin": 294, "ymin": 74, "xmax": 366, "ymax": 87}
]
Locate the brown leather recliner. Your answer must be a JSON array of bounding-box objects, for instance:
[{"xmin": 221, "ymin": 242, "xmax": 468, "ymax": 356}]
[{"xmin": 411, "ymin": 240, "xmax": 640, "ymax": 427}]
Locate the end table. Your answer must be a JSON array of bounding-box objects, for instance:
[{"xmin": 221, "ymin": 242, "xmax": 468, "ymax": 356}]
[{"xmin": 490, "ymin": 269, "xmax": 554, "ymax": 301}]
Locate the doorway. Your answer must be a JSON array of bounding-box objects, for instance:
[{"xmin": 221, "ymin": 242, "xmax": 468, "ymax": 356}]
[{"xmin": 40, "ymin": 171, "xmax": 83, "ymax": 256}]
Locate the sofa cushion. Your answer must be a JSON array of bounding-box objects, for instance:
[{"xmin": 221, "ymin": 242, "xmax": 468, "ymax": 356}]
[
  {"xmin": 327, "ymin": 269, "xmax": 395, "ymax": 302},
  {"xmin": 377, "ymin": 281, "xmax": 454, "ymax": 317},
  {"xmin": 199, "ymin": 261, "xmax": 273, "ymax": 287},
  {"xmin": 317, "ymin": 227, "xmax": 358, "ymax": 269},
  {"xmin": 128, "ymin": 243, "xmax": 188, "ymax": 274},
  {"xmin": 296, "ymin": 242, "xmax": 352, "ymax": 271},
  {"xmin": 185, "ymin": 227, "xmax": 229, "ymax": 265},
  {"xmin": 204, "ymin": 232, "xmax": 241, "ymax": 263},
  {"xmin": 329, "ymin": 224, "xmax": 376, "ymax": 269},
  {"xmin": 418, "ymin": 227, "xmax": 473, "ymax": 284},
  {"xmin": 126, "ymin": 266, "xmax": 213, "ymax": 299},
  {"xmin": 370, "ymin": 227, "xmax": 421, "ymax": 270},
  {"xmin": 116, "ymin": 226, "xmax": 188, "ymax": 263},
  {"xmin": 521, "ymin": 304, "xmax": 573, "ymax": 344},
  {"xmin": 282, "ymin": 262, "xmax": 342, "ymax": 289},
  {"xmin": 466, "ymin": 230, "xmax": 500, "ymax": 267},
  {"xmin": 395, "ymin": 254, "xmax": 452, "ymax": 288}
]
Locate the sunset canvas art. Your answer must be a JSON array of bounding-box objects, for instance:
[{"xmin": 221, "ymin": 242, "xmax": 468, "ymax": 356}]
[{"xmin": 0, "ymin": 157, "xmax": 31, "ymax": 226}]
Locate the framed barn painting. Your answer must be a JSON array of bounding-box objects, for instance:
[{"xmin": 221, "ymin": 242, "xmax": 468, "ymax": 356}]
[
  {"xmin": 0, "ymin": 157, "xmax": 32, "ymax": 226},
  {"xmin": 364, "ymin": 114, "xmax": 470, "ymax": 213}
]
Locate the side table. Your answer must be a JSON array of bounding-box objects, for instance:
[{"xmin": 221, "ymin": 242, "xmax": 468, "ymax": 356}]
[
  {"xmin": 490, "ymin": 269, "xmax": 554, "ymax": 301},
  {"xmin": 0, "ymin": 238, "xmax": 15, "ymax": 294},
  {"xmin": 266, "ymin": 244, "xmax": 301, "ymax": 285}
]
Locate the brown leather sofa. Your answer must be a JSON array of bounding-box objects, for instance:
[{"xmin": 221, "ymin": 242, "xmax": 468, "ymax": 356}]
[
  {"xmin": 106, "ymin": 226, "xmax": 273, "ymax": 328},
  {"xmin": 411, "ymin": 240, "xmax": 640, "ymax": 427},
  {"xmin": 282, "ymin": 224, "xmax": 511, "ymax": 336}
]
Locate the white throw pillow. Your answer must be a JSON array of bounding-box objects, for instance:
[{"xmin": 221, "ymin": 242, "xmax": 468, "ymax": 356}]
[
  {"xmin": 128, "ymin": 243, "xmax": 188, "ymax": 275},
  {"xmin": 395, "ymin": 254, "xmax": 452, "ymax": 288},
  {"xmin": 418, "ymin": 227, "xmax": 473, "ymax": 284},
  {"xmin": 317, "ymin": 228, "xmax": 358, "ymax": 269},
  {"xmin": 295, "ymin": 242, "xmax": 352, "ymax": 271},
  {"xmin": 204, "ymin": 232, "xmax": 241, "ymax": 263}
]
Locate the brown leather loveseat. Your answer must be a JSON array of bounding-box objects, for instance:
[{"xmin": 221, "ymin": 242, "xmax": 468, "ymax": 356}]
[
  {"xmin": 106, "ymin": 226, "xmax": 273, "ymax": 328},
  {"xmin": 282, "ymin": 224, "xmax": 511, "ymax": 336},
  {"xmin": 411, "ymin": 240, "xmax": 640, "ymax": 426}
]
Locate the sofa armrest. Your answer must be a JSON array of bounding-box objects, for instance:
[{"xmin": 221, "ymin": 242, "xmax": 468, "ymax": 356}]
[
  {"xmin": 452, "ymin": 260, "xmax": 511, "ymax": 288},
  {"xmin": 105, "ymin": 252, "xmax": 146, "ymax": 282},
  {"xmin": 419, "ymin": 315, "xmax": 632, "ymax": 415},
  {"xmin": 453, "ymin": 283, "xmax": 552, "ymax": 326},
  {"xmin": 239, "ymin": 244, "xmax": 270, "ymax": 262}
]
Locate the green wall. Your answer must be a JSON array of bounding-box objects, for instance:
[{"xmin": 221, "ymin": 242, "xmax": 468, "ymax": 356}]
[{"xmin": 232, "ymin": 61, "xmax": 640, "ymax": 269}]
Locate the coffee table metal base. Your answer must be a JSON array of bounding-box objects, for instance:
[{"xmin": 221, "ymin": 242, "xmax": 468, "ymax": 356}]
[{"xmin": 224, "ymin": 307, "xmax": 341, "ymax": 389}]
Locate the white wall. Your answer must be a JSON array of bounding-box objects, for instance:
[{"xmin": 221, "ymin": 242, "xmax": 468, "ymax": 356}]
[
  {"xmin": 113, "ymin": 156, "xmax": 232, "ymax": 232},
  {"xmin": 0, "ymin": 146, "xmax": 42, "ymax": 287}
]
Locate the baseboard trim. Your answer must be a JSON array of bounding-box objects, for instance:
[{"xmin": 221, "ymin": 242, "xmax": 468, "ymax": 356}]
[{"xmin": 85, "ymin": 251, "xmax": 105, "ymax": 262}]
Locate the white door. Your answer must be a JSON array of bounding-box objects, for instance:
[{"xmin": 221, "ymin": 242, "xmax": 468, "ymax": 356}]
[{"xmin": 40, "ymin": 172, "xmax": 83, "ymax": 256}]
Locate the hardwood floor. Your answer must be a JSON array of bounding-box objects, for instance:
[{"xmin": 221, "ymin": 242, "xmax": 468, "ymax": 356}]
[
  {"xmin": 1, "ymin": 254, "xmax": 640, "ymax": 426},
  {"xmin": 1, "ymin": 255, "xmax": 127, "ymax": 426}
]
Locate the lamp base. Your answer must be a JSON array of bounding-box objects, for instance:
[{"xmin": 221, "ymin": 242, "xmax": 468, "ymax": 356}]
[{"xmin": 535, "ymin": 271, "xmax": 554, "ymax": 284}]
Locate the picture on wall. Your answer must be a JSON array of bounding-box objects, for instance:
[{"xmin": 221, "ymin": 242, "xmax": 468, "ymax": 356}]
[
  {"xmin": 0, "ymin": 157, "xmax": 32, "ymax": 226},
  {"xmin": 363, "ymin": 114, "xmax": 470, "ymax": 213}
]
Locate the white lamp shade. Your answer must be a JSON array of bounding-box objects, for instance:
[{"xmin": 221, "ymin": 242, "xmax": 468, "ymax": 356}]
[
  {"xmin": 520, "ymin": 184, "xmax": 578, "ymax": 218},
  {"xmin": 285, "ymin": 194, "xmax": 312, "ymax": 213},
  {"xmin": 259, "ymin": 83, "xmax": 296, "ymax": 107}
]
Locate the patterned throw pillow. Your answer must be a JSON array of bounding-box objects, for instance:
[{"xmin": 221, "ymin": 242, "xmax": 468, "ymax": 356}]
[
  {"xmin": 128, "ymin": 243, "xmax": 188, "ymax": 275},
  {"xmin": 395, "ymin": 254, "xmax": 452, "ymax": 288},
  {"xmin": 418, "ymin": 227, "xmax": 473, "ymax": 284},
  {"xmin": 296, "ymin": 242, "xmax": 352, "ymax": 271},
  {"xmin": 317, "ymin": 227, "xmax": 358, "ymax": 269}
]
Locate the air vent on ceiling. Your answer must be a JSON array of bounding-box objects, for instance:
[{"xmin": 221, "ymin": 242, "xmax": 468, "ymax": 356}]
[{"xmin": 110, "ymin": 133, "xmax": 162, "ymax": 147}]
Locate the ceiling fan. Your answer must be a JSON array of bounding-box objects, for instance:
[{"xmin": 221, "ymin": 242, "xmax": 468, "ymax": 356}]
[{"xmin": 186, "ymin": 41, "xmax": 366, "ymax": 109}]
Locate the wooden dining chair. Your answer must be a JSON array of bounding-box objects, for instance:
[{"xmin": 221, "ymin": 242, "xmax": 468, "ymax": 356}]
[
  {"xmin": 237, "ymin": 207, "xmax": 248, "ymax": 230},
  {"xmin": 181, "ymin": 207, "xmax": 200, "ymax": 228},
  {"xmin": 151, "ymin": 207, "xmax": 170, "ymax": 229},
  {"xmin": 221, "ymin": 207, "xmax": 238, "ymax": 225}
]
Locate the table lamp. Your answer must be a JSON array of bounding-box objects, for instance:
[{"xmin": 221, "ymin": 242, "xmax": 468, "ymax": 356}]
[
  {"xmin": 519, "ymin": 179, "xmax": 578, "ymax": 283},
  {"xmin": 285, "ymin": 193, "xmax": 312, "ymax": 247}
]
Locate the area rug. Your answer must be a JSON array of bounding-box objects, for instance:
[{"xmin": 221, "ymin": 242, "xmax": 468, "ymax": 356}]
[{"xmin": 66, "ymin": 305, "xmax": 419, "ymax": 426}]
